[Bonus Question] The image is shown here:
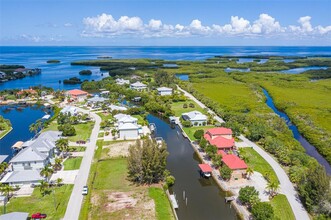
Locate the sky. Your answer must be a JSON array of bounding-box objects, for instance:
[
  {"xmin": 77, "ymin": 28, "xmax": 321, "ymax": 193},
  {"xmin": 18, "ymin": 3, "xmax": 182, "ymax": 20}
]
[{"xmin": 0, "ymin": 0, "xmax": 330, "ymax": 46}]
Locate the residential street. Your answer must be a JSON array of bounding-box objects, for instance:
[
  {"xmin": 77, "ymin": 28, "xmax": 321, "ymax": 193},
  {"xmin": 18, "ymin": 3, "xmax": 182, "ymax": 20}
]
[
  {"xmin": 178, "ymin": 86, "xmax": 310, "ymax": 220},
  {"xmin": 63, "ymin": 109, "xmax": 101, "ymax": 220}
]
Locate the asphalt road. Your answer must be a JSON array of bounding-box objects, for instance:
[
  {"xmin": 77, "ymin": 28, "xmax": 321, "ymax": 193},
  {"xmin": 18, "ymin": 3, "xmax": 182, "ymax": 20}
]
[{"xmin": 63, "ymin": 109, "xmax": 101, "ymax": 220}]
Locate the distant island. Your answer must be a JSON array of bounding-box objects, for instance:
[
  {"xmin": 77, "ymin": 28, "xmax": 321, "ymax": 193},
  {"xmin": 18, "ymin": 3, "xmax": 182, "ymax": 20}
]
[
  {"xmin": 0, "ymin": 64, "xmax": 41, "ymax": 82},
  {"xmin": 47, "ymin": 60, "xmax": 61, "ymax": 63},
  {"xmin": 79, "ymin": 70, "xmax": 92, "ymax": 75}
]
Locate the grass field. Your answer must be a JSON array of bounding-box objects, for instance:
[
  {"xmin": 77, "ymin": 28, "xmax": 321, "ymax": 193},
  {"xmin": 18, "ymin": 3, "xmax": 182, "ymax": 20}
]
[
  {"xmin": 170, "ymin": 101, "xmax": 206, "ymax": 117},
  {"xmin": 182, "ymin": 125, "xmax": 214, "ymax": 140},
  {"xmin": 63, "ymin": 157, "xmax": 83, "ymax": 170},
  {"xmin": 69, "ymin": 146, "xmax": 86, "ymax": 152},
  {"xmin": 0, "ymin": 127, "xmax": 12, "ymax": 139},
  {"xmin": 239, "ymin": 147, "xmax": 278, "ymax": 183},
  {"xmin": 68, "ymin": 122, "xmax": 94, "ymax": 142},
  {"xmin": 270, "ymin": 194, "xmax": 295, "ymax": 220},
  {"xmin": 0, "ymin": 185, "xmax": 73, "ymax": 219},
  {"xmin": 149, "ymin": 187, "xmax": 174, "ymax": 220}
]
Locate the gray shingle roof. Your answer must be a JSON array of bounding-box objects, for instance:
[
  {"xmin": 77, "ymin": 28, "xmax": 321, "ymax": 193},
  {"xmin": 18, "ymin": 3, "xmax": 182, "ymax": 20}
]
[
  {"xmin": 10, "ymin": 146, "xmax": 47, "ymax": 163},
  {"xmin": 0, "ymin": 212, "xmax": 29, "ymax": 220},
  {"xmin": 1, "ymin": 170, "xmax": 43, "ymax": 184},
  {"xmin": 0, "ymin": 155, "xmax": 8, "ymax": 164}
]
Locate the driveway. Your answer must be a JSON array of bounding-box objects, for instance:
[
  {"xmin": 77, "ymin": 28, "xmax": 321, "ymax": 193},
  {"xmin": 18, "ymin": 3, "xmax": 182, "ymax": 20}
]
[
  {"xmin": 63, "ymin": 108, "xmax": 101, "ymax": 220},
  {"xmin": 178, "ymin": 86, "xmax": 309, "ymax": 220},
  {"xmin": 51, "ymin": 170, "xmax": 79, "ymax": 184}
]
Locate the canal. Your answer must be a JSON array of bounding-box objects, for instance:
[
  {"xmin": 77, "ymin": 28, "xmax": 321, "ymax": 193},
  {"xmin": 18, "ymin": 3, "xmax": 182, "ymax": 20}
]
[
  {"xmin": 263, "ymin": 89, "xmax": 331, "ymax": 175},
  {"xmin": 0, "ymin": 105, "xmax": 52, "ymax": 159},
  {"xmin": 147, "ymin": 115, "xmax": 238, "ymax": 220}
]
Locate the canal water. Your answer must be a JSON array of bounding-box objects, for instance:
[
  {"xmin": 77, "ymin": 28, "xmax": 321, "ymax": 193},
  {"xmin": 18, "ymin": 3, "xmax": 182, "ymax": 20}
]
[
  {"xmin": 0, "ymin": 105, "xmax": 52, "ymax": 160},
  {"xmin": 263, "ymin": 89, "xmax": 331, "ymax": 174},
  {"xmin": 147, "ymin": 115, "xmax": 238, "ymax": 220}
]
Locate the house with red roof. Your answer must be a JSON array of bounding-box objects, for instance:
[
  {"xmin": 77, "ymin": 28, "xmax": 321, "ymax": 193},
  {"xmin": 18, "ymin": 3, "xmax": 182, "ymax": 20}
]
[
  {"xmin": 16, "ymin": 89, "xmax": 38, "ymax": 98},
  {"xmin": 204, "ymin": 127, "xmax": 235, "ymax": 151},
  {"xmin": 66, "ymin": 89, "xmax": 88, "ymax": 102},
  {"xmin": 218, "ymin": 150, "xmax": 247, "ymax": 180}
]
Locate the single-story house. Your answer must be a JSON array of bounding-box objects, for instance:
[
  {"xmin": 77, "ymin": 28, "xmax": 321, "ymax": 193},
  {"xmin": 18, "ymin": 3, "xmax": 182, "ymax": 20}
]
[
  {"xmin": 118, "ymin": 123, "xmax": 139, "ymax": 139},
  {"xmin": 218, "ymin": 150, "xmax": 247, "ymax": 180},
  {"xmin": 60, "ymin": 106, "xmax": 77, "ymax": 115},
  {"xmin": 0, "ymin": 212, "xmax": 29, "ymax": 220},
  {"xmin": 114, "ymin": 114, "xmax": 138, "ymax": 127},
  {"xmin": 157, "ymin": 87, "xmax": 173, "ymax": 96},
  {"xmin": 0, "ymin": 170, "xmax": 44, "ymax": 186},
  {"xmin": 182, "ymin": 111, "xmax": 207, "ymax": 126},
  {"xmin": 67, "ymin": 89, "xmax": 88, "ymax": 102},
  {"xmin": 109, "ymin": 104, "xmax": 128, "ymax": 111},
  {"xmin": 204, "ymin": 128, "xmax": 235, "ymax": 150},
  {"xmin": 115, "ymin": 78, "xmax": 130, "ymax": 85},
  {"xmin": 130, "ymin": 81, "xmax": 147, "ymax": 91}
]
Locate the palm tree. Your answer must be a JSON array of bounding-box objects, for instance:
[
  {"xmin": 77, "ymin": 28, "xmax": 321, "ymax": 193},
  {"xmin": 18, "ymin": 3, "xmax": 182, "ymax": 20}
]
[
  {"xmin": 39, "ymin": 180, "xmax": 49, "ymax": 196},
  {"xmin": 40, "ymin": 165, "xmax": 54, "ymax": 182},
  {"xmin": 246, "ymin": 167, "xmax": 254, "ymax": 180},
  {"xmin": 266, "ymin": 180, "xmax": 280, "ymax": 198},
  {"xmin": 0, "ymin": 162, "xmax": 8, "ymax": 174},
  {"xmin": 0, "ymin": 184, "xmax": 15, "ymax": 214},
  {"xmin": 56, "ymin": 178, "xmax": 63, "ymax": 187},
  {"xmin": 53, "ymin": 158, "xmax": 62, "ymax": 171},
  {"xmin": 55, "ymin": 138, "xmax": 69, "ymax": 157},
  {"xmin": 29, "ymin": 119, "xmax": 43, "ymax": 135}
]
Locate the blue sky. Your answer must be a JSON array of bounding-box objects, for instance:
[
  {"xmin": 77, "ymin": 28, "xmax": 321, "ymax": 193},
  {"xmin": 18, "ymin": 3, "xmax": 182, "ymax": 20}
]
[{"xmin": 0, "ymin": 0, "xmax": 330, "ymax": 46}]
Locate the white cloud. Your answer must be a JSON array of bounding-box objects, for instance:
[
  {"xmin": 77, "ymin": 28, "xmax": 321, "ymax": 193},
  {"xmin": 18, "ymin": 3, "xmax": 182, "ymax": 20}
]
[
  {"xmin": 20, "ymin": 34, "xmax": 41, "ymax": 42},
  {"xmin": 64, "ymin": 23, "xmax": 73, "ymax": 27},
  {"xmin": 81, "ymin": 13, "xmax": 331, "ymax": 39}
]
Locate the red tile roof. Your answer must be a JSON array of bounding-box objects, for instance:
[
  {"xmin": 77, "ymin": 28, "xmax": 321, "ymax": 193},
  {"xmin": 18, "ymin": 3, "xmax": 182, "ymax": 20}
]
[
  {"xmin": 17, "ymin": 89, "xmax": 37, "ymax": 95},
  {"xmin": 68, "ymin": 89, "xmax": 88, "ymax": 96},
  {"xmin": 199, "ymin": 164, "xmax": 212, "ymax": 173},
  {"xmin": 206, "ymin": 127, "xmax": 232, "ymax": 136},
  {"xmin": 222, "ymin": 154, "xmax": 247, "ymax": 170},
  {"xmin": 204, "ymin": 134, "xmax": 234, "ymax": 149},
  {"xmin": 217, "ymin": 150, "xmax": 227, "ymax": 157}
]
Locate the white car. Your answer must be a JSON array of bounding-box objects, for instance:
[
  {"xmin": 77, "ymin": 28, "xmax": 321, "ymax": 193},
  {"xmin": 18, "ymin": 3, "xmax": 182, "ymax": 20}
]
[{"xmin": 82, "ymin": 186, "xmax": 88, "ymax": 195}]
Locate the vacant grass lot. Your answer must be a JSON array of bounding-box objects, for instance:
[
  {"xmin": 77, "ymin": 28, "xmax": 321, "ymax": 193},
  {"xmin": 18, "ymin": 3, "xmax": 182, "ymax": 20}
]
[
  {"xmin": 64, "ymin": 157, "xmax": 83, "ymax": 170},
  {"xmin": 171, "ymin": 101, "xmax": 206, "ymax": 117},
  {"xmin": 239, "ymin": 147, "xmax": 278, "ymax": 183},
  {"xmin": 182, "ymin": 125, "xmax": 214, "ymax": 140},
  {"xmin": 270, "ymin": 194, "xmax": 295, "ymax": 220},
  {"xmin": 149, "ymin": 187, "xmax": 174, "ymax": 220},
  {"xmin": 0, "ymin": 185, "xmax": 73, "ymax": 219}
]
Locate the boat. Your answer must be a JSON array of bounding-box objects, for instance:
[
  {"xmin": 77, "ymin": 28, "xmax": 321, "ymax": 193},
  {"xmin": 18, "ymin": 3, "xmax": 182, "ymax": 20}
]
[
  {"xmin": 149, "ymin": 123, "xmax": 156, "ymax": 132},
  {"xmin": 198, "ymin": 164, "xmax": 212, "ymax": 178}
]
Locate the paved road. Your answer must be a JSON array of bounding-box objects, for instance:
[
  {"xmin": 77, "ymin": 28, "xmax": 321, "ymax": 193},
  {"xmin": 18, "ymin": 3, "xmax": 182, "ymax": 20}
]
[
  {"xmin": 178, "ymin": 86, "xmax": 310, "ymax": 220},
  {"xmin": 63, "ymin": 109, "xmax": 101, "ymax": 220}
]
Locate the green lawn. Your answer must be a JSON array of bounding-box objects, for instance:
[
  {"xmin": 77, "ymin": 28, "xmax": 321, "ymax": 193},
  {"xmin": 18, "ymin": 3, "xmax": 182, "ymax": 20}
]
[
  {"xmin": 149, "ymin": 187, "xmax": 174, "ymax": 220},
  {"xmin": 68, "ymin": 122, "xmax": 94, "ymax": 142},
  {"xmin": 69, "ymin": 146, "xmax": 86, "ymax": 152},
  {"xmin": 182, "ymin": 125, "xmax": 214, "ymax": 140},
  {"xmin": 171, "ymin": 101, "xmax": 206, "ymax": 117},
  {"xmin": 239, "ymin": 147, "xmax": 279, "ymax": 183},
  {"xmin": 0, "ymin": 185, "xmax": 73, "ymax": 219},
  {"xmin": 270, "ymin": 194, "xmax": 295, "ymax": 220},
  {"xmin": 132, "ymin": 114, "xmax": 147, "ymax": 125},
  {"xmin": 0, "ymin": 127, "xmax": 12, "ymax": 139},
  {"xmin": 97, "ymin": 112, "xmax": 113, "ymax": 122},
  {"xmin": 63, "ymin": 157, "xmax": 83, "ymax": 170}
]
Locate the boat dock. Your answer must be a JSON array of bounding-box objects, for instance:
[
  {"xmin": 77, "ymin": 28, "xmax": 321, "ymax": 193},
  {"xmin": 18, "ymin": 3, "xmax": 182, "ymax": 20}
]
[{"xmin": 169, "ymin": 194, "xmax": 179, "ymax": 209}]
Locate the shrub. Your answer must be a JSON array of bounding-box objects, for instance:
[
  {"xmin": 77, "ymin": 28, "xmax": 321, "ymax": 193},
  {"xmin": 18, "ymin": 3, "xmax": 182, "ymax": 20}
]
[
  {"xmin": 183, "ymin": 103, "xmax": 188, "ymax": 108},
  {"xmin": 58, "ymin": 124, "xmax": 76, "ymax": 136},
  {"xmin": 193, "ymin": 129, "xmax": 204, "ymax": 140},
  {"xmin": 199, "ymin": 138, "xmax": 208, "ymax": 149},
  {"xmin": 239, "ymin": 186, "xmax": 260, "ymax": 207},
  {"xmin": 251, "ymin": 202, "xmax": 274, "ymax": 220},
  {"xmin": 219, "ymin": 165, "xmax": 232, "ymax": 181},
  {"xmin": 165, "ymin": 175, "xmax": 175, "ymax": 187},
  {"xmin": 189, "ymin": 103, "xmax": 195, "ymax": 108},
  {"xmin": 182, "ymin": 120, "xmax": 192, "ymax": 127},
  {"xmin": 202, "ymin": 121, "xmax": 206, "ymax": 126}
]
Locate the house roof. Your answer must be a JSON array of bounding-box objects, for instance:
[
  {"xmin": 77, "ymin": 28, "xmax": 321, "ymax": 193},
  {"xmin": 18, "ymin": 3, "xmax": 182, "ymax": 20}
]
[
  {"xmin": 68, "ymin": 89, "xmax": 88, "ymax": 96},
  {"xmin": 0, "ymin": 212, "xmax": 29, "ymax": 220},
  {"xmin": 182, "ymin": 111, "xmax": 207, "ymax": 121},
  {"xmin": 1, "ymin": 170, "xmax": 43, "ymax": 184},
  {"xmin": 37, "ymin": 130, "xmax": 61, "ymax": 142},
  {"xmin": 217, "ymin": 150, "xmax": 227, "ymax": 157},
  {"xmin": 130, "ymin": 81, "xmax": 147, "ymax": 87},
  {"xmin": 206, "ymin": 127, "xmax": 232, "ymax": 136},
  {"xmin": 114, "ymin": 113, "xmax": 128, "ymax": 121},
  {"xmin": 17, "ymin": 89, "xmax": 37, "ymax": 95},
  {"xmin": 60, "ymin": 106, "xmax": 77, "ymax": 115},
  {"xmin": 0, "ymin": 155, "xmax": 8, "ymax": 164},
  {"xmin": 87, "ymin": 95, "xmax": 109, "ymax": 103},
  {"xmin": 157, "ymin": 87, "xmax": 173, "ymax": 92},
  {"xmin": 118, "ymin": 123, "xmax": 139, "ymax": 130},
  {"xmin": 110, "ymin": 104, "xmax": 127, "ymax": 111},
  {"xmin": 222, "ymin": 154, "xmax": 247, "ymax": 170},
  {"xmin": 10, "ymin": 146, "xmax": 47, "ymax": 163},
  {"xmin": 204, "ymin": 134, "xmax": 234, "ymax": 149},
  {"xmin": 199, "ymin": 164, "xmax": 212, "ymax": 173}
]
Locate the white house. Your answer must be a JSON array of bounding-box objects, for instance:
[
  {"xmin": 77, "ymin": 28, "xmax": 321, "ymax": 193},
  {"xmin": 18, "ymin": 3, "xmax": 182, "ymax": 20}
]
[
  {"xmin": 60, "ymin": 106, "xmax": 77, "ymax": 115},
  {"xmin": 109, "ymin": 104, "xmax": 128, "ymax": 112},
  {"xmin": 115, "ymin": 78, "xmax": 130, "ymax": 85},
  {"xmin": 1, "ymin": 131, "xmax": 61, "ymax": 185},
  {"xmin": 130, "ymin": 81, "xmax": 147, "ymax": 91},
  {"xmin": 114, "ymin": 114, "xmax": 138, "ymax": 127},
  {"xmin": 157, "ymin": 87, "xmax": 173, "ymax": 96},
  {"xmin": 118, "ymin": 123, "xmax": 139, "ymax": 139},
  {"xmin": 87, "ymin": 95, "xmax": 109, "ymax": 104},
  {"xmin": 182, "ymin": 111, "xmax": 207, "ymax": 126}
]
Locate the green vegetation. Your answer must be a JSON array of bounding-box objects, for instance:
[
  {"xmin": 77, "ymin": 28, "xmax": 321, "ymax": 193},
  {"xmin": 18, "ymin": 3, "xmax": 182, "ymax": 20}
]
[
  {"xmin": 148, "ymin": 187, "xmax": 174, "ymax": 220},
  {"xmin": 68, "ymin": 122, "xmax": 94, "ymax": 142},
  {"xmin": 0, "ymin": 116, "xmax": 12, "ymax": 139},
  {"xmin": 239, "ymin": 147, "xmax": 278, "ymax": 183},
  {"xmin": 69, "ymin": 146, "xmax": 86, "ymax": 152},
  {"xmin": 47, "ymin": 60, "xmax": 60, "ymax": 63},
  {"xmin": 63, "ymin": 157, "xmax": 83, "ymax": 170},
  {"xmin": 251, "ymin": 202, "xmax": 274, "ymax": 220},
  {"xmin": 0, "ymin": 185, "xmax": 73, "ymax": 219},
  {"xmin": 239, "ymin": 186, "xmax": 260, "ymax": 207},
  {"xmin": 270, "ymin": 194, "xmax": 295, "ymax": 220},
  {"xmin": 79, "ymin": 70, "xmax": 92, "ymax": 75},
  {"xmin": 63, "ymin": 77, "xmax": 82, "ymax": 84},
  {"xmin": 170, "ymin": 101, "xmax": 205, "ymax": 117}
]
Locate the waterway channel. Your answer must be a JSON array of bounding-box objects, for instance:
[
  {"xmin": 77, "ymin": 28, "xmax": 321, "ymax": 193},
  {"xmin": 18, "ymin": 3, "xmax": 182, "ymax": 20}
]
[
  {"xmin": 263, "ymin": 89, "xmax": 331, "ymax": 174},
  {"xmin": 0, "ymin": 104, "xmax": 52, "ymax": 159},
  {"xmin": 147, "ymin": 115, "xmax": 238, "ymax": 220}
]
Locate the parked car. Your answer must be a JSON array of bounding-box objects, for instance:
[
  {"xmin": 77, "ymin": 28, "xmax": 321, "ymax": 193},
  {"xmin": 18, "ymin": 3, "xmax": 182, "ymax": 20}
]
[
  {"xmin": 82, "ymin": 186, "xmax": 88, "ymax": 195},
  {"xmin": 31, "ymin": 212, "xmax": 47, "ymax": 219}
]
